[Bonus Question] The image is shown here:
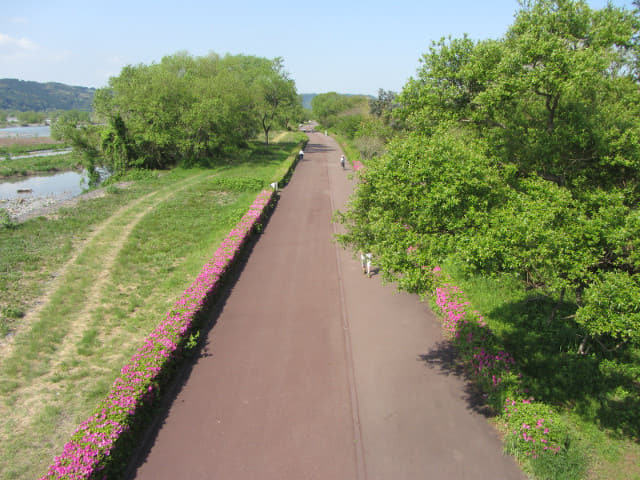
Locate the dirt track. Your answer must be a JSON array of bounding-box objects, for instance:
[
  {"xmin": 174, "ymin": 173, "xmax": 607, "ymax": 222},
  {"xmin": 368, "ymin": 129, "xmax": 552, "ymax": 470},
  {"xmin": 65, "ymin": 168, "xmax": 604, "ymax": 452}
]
[{"xmin": 129, "ymin": 133, "xmax": 525, "ymax": 479}]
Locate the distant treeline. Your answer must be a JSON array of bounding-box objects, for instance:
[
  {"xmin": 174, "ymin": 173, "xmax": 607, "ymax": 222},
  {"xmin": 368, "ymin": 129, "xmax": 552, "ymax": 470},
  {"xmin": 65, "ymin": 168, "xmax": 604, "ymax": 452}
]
[
  {"xmin": 0, "ymin": 78, "xmax": 95, "ymax": 112},
  {"xmin": 301, "ymin": 93, "xmax": 373, "ymax": 111}
]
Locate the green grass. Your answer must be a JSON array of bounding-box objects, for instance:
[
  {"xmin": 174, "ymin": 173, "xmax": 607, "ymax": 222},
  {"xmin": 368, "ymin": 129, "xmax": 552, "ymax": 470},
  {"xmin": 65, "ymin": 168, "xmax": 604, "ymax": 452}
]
[
  {"xmin": 0, "ymin": 142, "xmax": 68, "ymax": 156},
  {"xmin": 15, "ymin": 143, "xmax": 68, "ymax": 153},
  {"xmin": 441, "ymin": 258, "xmax": 640, "ymax": 479},
  {"xmin": 0, "ymin": 134, "xmax": 305, "ymax": 479},
  {"xmin": 0, "ymin": 152, "xmax": 81, "ymax": 177}
]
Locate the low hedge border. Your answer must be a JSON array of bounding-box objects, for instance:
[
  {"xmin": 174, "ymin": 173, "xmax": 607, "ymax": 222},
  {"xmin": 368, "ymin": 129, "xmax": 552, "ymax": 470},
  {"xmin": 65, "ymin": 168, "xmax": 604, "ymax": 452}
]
[
  {"xmin": 39, "ymin": 189, "xmax": 275, "ymax": 479},
  {"xmin": 40, "ymin": 141, "xmax": 305, "ymax": 480}
]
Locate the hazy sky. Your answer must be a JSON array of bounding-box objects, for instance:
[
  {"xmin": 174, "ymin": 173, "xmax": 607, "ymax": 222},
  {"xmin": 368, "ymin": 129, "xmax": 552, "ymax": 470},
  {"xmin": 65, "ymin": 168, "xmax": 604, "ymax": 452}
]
[{"xmin": 1, "ymin": 0, "xmax": 635, "ymax": 96}]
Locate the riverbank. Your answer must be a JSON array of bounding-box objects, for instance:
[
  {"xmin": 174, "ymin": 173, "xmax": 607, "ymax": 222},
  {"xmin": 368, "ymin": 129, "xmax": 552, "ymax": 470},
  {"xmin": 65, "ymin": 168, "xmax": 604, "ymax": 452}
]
[{"xmin": 0, "ymin": 182, "xmax": 133, "ymax": 223}]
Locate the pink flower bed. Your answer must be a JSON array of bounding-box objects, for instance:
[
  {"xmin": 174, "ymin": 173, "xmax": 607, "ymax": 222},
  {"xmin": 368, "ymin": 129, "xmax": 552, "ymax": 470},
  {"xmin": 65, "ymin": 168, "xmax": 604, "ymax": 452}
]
[
  {"xmin": 352, "ymin": 160, "xmax": 365, "ymax": 172},
  {"xmin": 40, "ymin": 189, "xmax": 275, "ymax": 480},
  {"xmin": 430, "ymin": 266, "xmax": 567, "ymax": 459}
]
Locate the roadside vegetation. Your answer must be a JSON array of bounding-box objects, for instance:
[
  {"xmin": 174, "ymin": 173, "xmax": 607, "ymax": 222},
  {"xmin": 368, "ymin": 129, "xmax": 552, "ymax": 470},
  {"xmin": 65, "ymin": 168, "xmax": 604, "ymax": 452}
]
[
  {"xmin": 326, "ymin": 1, "xmax": 640, "ymax": 479},
  {"xmin": 0, "ymin": 133, "xmax": 305, "ymax": 479},
  {"xmin": 0, "ymin": 109, "xmax": 92, "ymax": 128}
]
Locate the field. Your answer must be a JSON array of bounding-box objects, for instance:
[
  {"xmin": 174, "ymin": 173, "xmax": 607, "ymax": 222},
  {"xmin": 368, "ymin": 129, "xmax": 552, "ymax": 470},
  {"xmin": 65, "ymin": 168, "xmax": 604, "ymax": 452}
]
[{"xmin": 0, "ymin": 132, "xmax": 304, "ymax": 479}]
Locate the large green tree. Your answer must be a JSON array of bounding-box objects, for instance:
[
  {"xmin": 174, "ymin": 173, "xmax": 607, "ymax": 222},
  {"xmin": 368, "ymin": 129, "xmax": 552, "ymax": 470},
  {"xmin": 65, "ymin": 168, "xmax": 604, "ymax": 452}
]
[
  {"xmin": 339, "ymin": 0, "xmax": 640, "ymax": 353},
  {"xmin": 251, "ymin": 57, "xmax": 299, "ymax": 145},
  {"xmin": 56, "ymin": 51, "xmax": 301, "ymax": 175}
]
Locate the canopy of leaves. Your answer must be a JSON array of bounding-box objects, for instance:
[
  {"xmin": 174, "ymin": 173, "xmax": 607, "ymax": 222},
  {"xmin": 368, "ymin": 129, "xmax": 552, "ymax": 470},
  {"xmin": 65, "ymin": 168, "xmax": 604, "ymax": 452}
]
[
  {"xmin": 311, "ymin": 92, "xmax": 370, "ymax": 131},
  {"xmin": 55, "ymin": 52, "xmax": 301, "ymax": 175},
  {"xmin": 339, "ymin": 0, "xmax": 640, "ymax": 352}
]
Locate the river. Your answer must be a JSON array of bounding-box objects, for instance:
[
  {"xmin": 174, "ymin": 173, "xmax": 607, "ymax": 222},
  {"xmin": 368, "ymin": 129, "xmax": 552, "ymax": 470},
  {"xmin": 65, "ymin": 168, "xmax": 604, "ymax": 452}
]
[
  {"xmin": 0, "ymin": 125, "xmax": 90, "ymax": 200},
  {"xmin": 0, "ymin": 125, "xmax": 51, "ymax": 138},
  {"xmin": 0, "ymin": 170, "xmax": 89, "ymax": 200}
]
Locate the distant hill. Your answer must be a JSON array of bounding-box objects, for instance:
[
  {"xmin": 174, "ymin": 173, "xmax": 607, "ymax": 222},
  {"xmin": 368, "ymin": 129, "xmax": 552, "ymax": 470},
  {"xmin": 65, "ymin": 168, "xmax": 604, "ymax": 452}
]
[
  {"xmin": 0, "ymin": 78, "xmax": 95, "ymax": 112},
  {"xmin": 301, "ymin": 93, "xmax": 316, "ymax": 110}
]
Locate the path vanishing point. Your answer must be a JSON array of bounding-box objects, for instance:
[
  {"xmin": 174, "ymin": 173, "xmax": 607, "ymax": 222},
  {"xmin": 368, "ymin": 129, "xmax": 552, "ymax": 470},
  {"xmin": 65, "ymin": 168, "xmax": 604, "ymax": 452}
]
[{"xmin": 128, "ymin": 131, "xmax": 526, "ymax": 479}]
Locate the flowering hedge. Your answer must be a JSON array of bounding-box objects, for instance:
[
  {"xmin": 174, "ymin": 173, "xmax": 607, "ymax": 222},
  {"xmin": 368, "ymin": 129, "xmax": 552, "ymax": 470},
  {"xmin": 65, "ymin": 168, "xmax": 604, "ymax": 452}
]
[
  {"xmin": 40, "ymin": 189, "xmax": 275, "ymax": 480},
  {"xmin": 430, "ymin": 266, "xmax": 569, "ymax": 462}
]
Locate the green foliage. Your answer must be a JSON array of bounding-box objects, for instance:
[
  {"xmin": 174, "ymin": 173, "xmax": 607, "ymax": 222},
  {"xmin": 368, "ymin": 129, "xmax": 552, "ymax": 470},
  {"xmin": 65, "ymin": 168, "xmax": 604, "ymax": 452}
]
[
  {"xmin": 0, "ymin": 152, "xmax": 79, "ymax": 177},
  {"xmin": 435, "ymin": 259, "xmax": 640, "ymax": 477},
  {"xmin": 311, "ymin": 92, "xmax": 370, "ymax": 136},
  {"xmin": 0, "ymin": 208, "xmax": 15, "ymax": 229},
  {"xmin": 252, "ymin": 57, "xmax": 300, "ymax": 144},
  {"xmin": 340, "ymin": 0, "xmax": 640, "ymax": 353},
  {"xmin": 13, "ymin": 110, "xmax": 47, "ymax": 124},
  {"xmin": 502, "ymin": 400, "xmax": 570, "ymax": 461},
  {"xmin": 503, "ymin": 401, "xmax": 587, "ymax": 480},
  {"xmin": 369, "ymin": 89, "xmax": 398, "ymax": 120},
  {"xmin": 576, "ymin": 272, "xmax": 640, "ymax": 345},
  {"xmin": 58, "ymin": 52, "xmax": 302, "ymax": 175}
]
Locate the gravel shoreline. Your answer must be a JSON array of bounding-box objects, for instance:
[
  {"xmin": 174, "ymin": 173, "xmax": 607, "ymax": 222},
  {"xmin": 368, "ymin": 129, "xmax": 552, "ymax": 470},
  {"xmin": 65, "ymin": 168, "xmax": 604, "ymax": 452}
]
[{"xmin": 1, "ymin": 182, "xmax": 133, "ymax": 223}]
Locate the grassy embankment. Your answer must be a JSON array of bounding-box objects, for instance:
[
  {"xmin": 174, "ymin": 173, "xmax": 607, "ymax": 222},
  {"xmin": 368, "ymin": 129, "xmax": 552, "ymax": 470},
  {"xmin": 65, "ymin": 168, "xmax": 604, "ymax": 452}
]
[
  {"xmin": 0, "ymin": 153, "xmax": 80, "ymax": 177},
  {"xmin": 0, "ymin": 131, "xmax": 304, "ymax": 480},
  {"xmin": 0, "ymin": 138, "xmax": 77, "ymax": 177},
  {"xmin": 329, "ymin": 131, "xmax": 640, "ymax": 480}
]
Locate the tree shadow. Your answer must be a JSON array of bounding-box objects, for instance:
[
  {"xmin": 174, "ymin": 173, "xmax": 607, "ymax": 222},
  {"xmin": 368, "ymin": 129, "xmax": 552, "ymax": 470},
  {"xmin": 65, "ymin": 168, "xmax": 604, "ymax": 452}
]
[
  {"xmin": 419, "ymin": 341, "xmax": 495, "ymax": 417},
  {"xmin": 304, "ymin": 142, "xmax": 336, "ymax": 154},
  {"xmin": 488, "ymin": 296, "xmax": 640, "ymax": 440}
]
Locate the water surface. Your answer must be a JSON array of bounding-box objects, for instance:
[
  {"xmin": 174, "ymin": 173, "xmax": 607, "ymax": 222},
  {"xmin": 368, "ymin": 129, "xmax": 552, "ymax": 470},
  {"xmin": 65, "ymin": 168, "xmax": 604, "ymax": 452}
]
[
  {"xmin": 0, "ymin": 171, "xmax": 88, "ymax": 200},
  {"xmin": 0, "ymin": 125, "xmax": 51, "ymax": 138}
]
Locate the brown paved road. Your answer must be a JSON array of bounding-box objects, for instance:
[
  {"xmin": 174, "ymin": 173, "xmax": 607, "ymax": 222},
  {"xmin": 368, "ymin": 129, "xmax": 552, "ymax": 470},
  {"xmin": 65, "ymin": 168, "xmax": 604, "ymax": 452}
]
[{"xmin": 130, "ymin": 132, "xmax": 526, "ymax": 479}]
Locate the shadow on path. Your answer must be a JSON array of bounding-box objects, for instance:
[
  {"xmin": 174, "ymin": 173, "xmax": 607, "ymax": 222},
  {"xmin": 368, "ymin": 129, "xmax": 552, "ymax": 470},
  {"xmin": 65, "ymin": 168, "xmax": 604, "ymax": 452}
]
[
  {"xmin": 304, "ymin": 142, "xmax": 335, "ymax": 154},
  {"xmin": 419, "ymin": 341, "xmax": 495, "ymax": 418}
]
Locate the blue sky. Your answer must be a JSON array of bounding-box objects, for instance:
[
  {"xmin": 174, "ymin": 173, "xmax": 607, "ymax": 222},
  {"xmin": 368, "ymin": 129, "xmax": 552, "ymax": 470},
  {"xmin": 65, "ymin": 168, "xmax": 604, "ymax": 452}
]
[{"xmin": 1, "ymin": 0, "xmax": 635, "ymax": 96}]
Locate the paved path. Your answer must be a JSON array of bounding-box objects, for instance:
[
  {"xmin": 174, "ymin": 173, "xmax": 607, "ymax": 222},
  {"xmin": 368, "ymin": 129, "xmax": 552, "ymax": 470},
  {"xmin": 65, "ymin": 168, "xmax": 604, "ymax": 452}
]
[{"xmin": 129, "ymin": 133, "xmax": 525, "ymax": 479}]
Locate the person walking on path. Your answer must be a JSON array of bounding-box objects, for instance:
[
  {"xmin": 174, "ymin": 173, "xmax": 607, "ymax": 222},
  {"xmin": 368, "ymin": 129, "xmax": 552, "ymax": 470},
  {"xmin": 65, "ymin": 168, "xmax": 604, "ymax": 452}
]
[
  {"xmin": 360, "ymin": 252, "xmax": 373, "ymax": 277},
  {"xmin": 340, "ymin": 154, "xmax": 346, "ymax": 169},
  {"xmin": 298, "ymin": 149, "xmax": 304, "ymax": 161}
]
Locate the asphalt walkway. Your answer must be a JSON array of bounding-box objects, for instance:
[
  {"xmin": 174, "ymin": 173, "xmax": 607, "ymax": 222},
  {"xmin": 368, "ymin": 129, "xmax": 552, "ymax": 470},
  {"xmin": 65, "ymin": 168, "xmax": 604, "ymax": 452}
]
[{"xmin": 129, "ymin": 132, "xmax": 525, "ymax": 479}]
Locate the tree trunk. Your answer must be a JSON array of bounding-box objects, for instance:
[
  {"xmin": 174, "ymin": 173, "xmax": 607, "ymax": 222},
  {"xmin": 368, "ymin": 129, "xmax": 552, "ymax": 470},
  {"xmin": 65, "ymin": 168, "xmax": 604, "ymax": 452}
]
[
  {"xmin": 548, "ymin": 288, "xmax": 565, "ymax": 324},
  {"xmin": 577, "ymin": 335, "xmax": 590, "ymax": 355}
]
